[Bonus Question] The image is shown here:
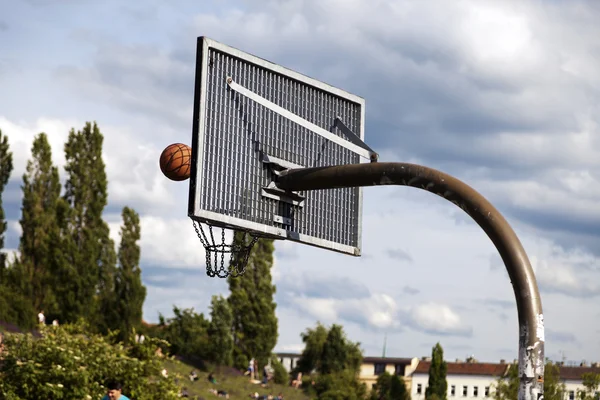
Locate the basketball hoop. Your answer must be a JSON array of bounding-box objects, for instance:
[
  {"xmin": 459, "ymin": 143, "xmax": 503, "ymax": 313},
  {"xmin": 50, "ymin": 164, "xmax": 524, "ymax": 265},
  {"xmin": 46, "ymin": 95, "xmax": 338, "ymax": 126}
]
[{"xmin": 192, "ymin": 220, "xmax": 260, "ymax": 278}]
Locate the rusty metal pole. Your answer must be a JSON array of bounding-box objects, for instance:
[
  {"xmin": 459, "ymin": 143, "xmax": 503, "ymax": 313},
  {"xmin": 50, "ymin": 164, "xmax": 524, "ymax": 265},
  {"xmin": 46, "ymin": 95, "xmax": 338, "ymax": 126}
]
[{"xmin": 276, "ymin": 162, "xmax": 544, "ymax": 400}]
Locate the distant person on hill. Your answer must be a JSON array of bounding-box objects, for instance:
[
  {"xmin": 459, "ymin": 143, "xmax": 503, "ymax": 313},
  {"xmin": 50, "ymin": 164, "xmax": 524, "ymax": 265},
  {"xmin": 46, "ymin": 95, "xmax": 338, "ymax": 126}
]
[
  {"xmin": 208, "ymin": 372, "xmax": 217, "ymax": 384},
  {"xmin": 37, "ymin": 310, "xmax": 45, "ymax": 325},
  {"xmin": 101, "ymin": 380, "xmax": 130, "ymax": 400}
]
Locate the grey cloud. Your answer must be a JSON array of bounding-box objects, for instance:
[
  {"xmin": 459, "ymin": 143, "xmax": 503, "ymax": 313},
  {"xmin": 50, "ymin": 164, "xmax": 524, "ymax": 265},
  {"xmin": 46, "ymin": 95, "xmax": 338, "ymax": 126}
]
[
  {"xmin": 481, "ymin": 298, "xmax": 514, "ymax": 309},
  {"xmin": 142, "ymin": 266, "xmax": 203, "ymax": 289},
  {"xmin": 403, "ymin": 286, "xmax": 420, "ymax": 295},
  {"xmin": 54, "ymin": 42, "xmax": 194, "ymax": 131},
  {"xmin": 387, "ymin": 248, "xmax": 413, "ymax": 263},
  {"xmin": 538, "ymin": 281, "xmax": 600, "ymax": 298},
  {"xmin": 537, "ymin": 266, "xmax": 600, "ymax": 298},
  {"xmin": 546, "ymin": 329, "xmax": 578, "ymax": 344},
  {"xmin": 277, "ymin": 273, "xmax": 371, "ymax": 300}
]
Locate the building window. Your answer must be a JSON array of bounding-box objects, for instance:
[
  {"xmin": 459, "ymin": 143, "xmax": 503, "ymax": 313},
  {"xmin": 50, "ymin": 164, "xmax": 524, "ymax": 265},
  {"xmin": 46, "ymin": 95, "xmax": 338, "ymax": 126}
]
[
  {"xmin": 417, "ymin": 384, "xmax": 422, "ymax": 394},
  {"xmin": 395, "ymin": 364, "xmax": 406, "ymax": 376},
  {"xmin": 463, "ymin": 386, "xmax": 468, "ymax": 397},
  {"xmin": 374, "ymin": 363, "xmax": 386, "ymax": 375},
  {"xmin": 473, "ymin": 386, "xmax": 479, "ymax": 397},
  {"xmin": 451, "ymin": 385, "xmax": 456, "ymax": 396},
  {"xmin": 569, "ymin": 391, "xmax": 574, "ymax": 400},
  {"xmin": 484, "ymin": 386, "xmax": 490, "ymax": 397}
]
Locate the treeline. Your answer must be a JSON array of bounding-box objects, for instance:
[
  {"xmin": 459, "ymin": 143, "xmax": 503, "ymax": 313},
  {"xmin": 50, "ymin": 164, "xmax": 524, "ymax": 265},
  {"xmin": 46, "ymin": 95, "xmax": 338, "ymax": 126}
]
[
  {"xmin": 143, "ymin": 234, "xmax": 280, "ymax": 373},
  {"xmin": 0, "ymin": 123, "xmax": 146, "ymax": 339}
]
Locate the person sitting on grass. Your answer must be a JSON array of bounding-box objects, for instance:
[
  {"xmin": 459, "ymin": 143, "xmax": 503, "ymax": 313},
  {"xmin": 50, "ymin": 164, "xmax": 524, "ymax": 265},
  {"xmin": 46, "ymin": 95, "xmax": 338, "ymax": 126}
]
[
  {"xmin": 190, "ymin": 369, "xmax": 199, "ymax": 381},
  {"xmin": 208, "ymin": 372, "xmax": 217, "ymax": 384},
  {"xmin": 101, "ymin": 380, "xmax": 130, "ymax": 400}
]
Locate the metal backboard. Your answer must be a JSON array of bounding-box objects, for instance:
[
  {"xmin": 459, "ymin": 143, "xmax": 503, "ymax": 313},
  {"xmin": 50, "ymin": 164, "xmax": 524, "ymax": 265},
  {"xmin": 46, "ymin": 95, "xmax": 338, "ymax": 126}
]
[{"xmin": 188, "ymin": 37, "xmax": 366, "ymax": 256}]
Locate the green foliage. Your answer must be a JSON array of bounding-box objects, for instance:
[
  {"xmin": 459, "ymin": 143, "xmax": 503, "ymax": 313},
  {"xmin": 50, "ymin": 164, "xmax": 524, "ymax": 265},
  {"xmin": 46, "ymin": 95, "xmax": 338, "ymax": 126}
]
[
  {"xmin": 426, "ymin": 343, "xmax": 448, "ymax": 400},
  {"xmin": 370, "ymin": 372, "xmax": 410, "ymax": 400},
  {"xmin": 59, "ymin": 122, "xmax": 116, "ymax": 325},
  {"xmin": 0, "ymin": 284, "xmax": 36, "ymax": 329},
  {"xmin": 577, "ymin": 372, "xmax": 600, "ymax": 400},
  {"xmin": 228, "ymin": 236, "xmax": 278, "ymax": 368},
  {"xmin": 321, "ymin": 324, "xmax": 361, "ymax": 375},
  {"xmin": 156, "ymin": 306, "xmax": 210, "ymax": 360},
  {"xmin": 207, "ymin": 295, "xmax": 234, "ymax": 366},
  {"xmin": 271, "ymin": 356, "xmax": 289, "ymax": 385},
  {"xmin": 0, "ymin": 324, "xmax": 180, "ymax": 400},
  {"xmin": 492, "ymin": 360, "xmax": 518, "ymax": 400},
  {"xmin": 390, "ymin": 373, "xmax": 410, "ymax": 400},
  {"xmin": 310, "ymin": 370, "xmax": 367, "ymax": 400},
  {"xmin": 296, "ymin": 323, "xmax": 363, "ymax": 376},
  {"xmin": 14, "ymin": 133, "xmax": 62, "ymax": 315},
  {"xmin": 493, "ymin": 361, "xmax": 566, "ymax": 400},
  {"xmin": 0, "ymin": 129, "xmax": 13, "ymax": 271},
  {"xmin": 105, "ymin": 206, "xmax": 146, "ymax": 341}
]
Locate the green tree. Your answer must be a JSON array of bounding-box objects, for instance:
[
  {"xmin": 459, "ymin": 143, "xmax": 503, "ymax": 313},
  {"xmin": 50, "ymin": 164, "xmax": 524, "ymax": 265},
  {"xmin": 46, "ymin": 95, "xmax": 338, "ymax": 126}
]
[
  {"xmin": 207, "ymin": 295, "xmax": 234, "ymax": 366},
  {"xmin": 295, "ymin": 322, "xmax": 329, "ymax": 374},
  {"xmin": 311, "ymin": 370, "xmax": 368, "ymax": 400},
  {"xmin": 270, "ymin": 357, "xmax": 289, "ymax": 385},
  {"xmin": 577, "ymin": 372, "xmax": 600, "ymax": 400},
  {"xmin": 107, "ymin": 207, "xmax": 146, "ymax": 340},
  {"xmin": 493, "ymin": 361, "xmax": 566, "ymax": 400},
  {"xmin": 13, "ymin": 133, "xmax": 62, "ymax": 314},
  {"xmin": 370, "ymin": 372, "xmax": 410, "ymax": 400},
  {"xmin": 157, "ymin": 306, "xmax": 210, "ymax": 360},
  {"xmin": 321, "ymin": 324, "xmax": 361, "ymax": 375},
  {"xmin": 58, "ymin": 122, "xmax": 116, "ymax": 324},
  {"xmin": 426, "ymin": 343, "xmax": 448, "ymax": 400},
  {"xmin": 0, "ymin": 130, "xmax": 31, "ymax": 327},
  {"xmin": 227, "ymin": 235, "xmax": 278, "ymax": 368},
  {"xmin": 0, "ymin": 129, "xmax": 12, "ymax": 271},
  {"xmin": 390, "ymin": 373, "xmax": 410, "ymax": 400},
  {"xmin": 296, "ymin": 323, "xmax": 362, "ymax": 375}
]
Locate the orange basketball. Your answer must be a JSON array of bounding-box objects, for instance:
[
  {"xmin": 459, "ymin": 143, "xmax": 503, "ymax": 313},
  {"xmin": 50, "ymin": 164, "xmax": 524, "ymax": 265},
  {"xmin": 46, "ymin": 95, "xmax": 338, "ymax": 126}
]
[{"xmin": 159, "ymin": 143, "xmax": 192, "ymax": 181}]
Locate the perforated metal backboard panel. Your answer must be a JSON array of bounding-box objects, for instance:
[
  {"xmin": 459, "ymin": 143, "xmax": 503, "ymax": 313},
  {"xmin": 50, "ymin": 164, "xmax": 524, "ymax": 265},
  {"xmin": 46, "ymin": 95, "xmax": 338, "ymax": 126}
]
[{"xmin": 188, "ymin": 37, "xmax": 365, "ymax": 256}]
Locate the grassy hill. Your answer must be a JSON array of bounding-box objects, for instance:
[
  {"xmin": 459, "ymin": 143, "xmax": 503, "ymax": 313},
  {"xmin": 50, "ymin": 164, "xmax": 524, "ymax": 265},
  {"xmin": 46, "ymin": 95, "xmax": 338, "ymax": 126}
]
[{"xmin": 163, "ymin": 358, "xmax": 310, "ymax": 400}]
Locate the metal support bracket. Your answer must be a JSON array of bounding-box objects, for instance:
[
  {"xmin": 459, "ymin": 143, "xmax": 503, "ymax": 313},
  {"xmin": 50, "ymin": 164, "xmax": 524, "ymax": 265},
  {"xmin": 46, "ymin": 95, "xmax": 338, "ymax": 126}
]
[{"xmin": 261, "ymin": 153, "xmax": 305, "ymax": 207}]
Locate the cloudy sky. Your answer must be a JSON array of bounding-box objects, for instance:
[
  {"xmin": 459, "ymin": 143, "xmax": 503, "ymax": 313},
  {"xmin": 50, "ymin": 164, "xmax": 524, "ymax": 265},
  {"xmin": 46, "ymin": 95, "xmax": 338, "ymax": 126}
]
[{"xmin": 1, "ymin": 0, "xmax": 599, "ymax": 364}]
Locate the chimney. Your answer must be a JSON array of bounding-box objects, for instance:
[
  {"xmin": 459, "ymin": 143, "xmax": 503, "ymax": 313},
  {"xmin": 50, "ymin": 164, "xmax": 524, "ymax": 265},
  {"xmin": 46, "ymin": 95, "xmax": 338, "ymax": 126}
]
[
  {"xmin": 580, "ymin": 361, "xmax": 588, "ymax": 367},
  {"xmin": 500, "ymin": 359, "xmax": 506, "ymax": 364},
  {"xmin": 455, "ymin": 359, "xmax": 463, "ymax": 363}
]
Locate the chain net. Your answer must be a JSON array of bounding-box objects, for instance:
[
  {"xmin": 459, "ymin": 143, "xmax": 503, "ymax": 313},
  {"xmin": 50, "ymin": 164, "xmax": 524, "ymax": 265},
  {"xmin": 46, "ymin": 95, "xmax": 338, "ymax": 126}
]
[{"xmin": 192, "ymin": 220, "xmax": 260, "ymax": 278}]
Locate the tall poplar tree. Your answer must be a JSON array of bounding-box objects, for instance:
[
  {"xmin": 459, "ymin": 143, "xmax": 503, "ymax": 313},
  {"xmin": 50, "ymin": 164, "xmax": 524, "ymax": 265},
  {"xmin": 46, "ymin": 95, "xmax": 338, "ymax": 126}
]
[
  {"xmin": 110, "ymin": 206, "xmax": 146, "ymax": 340},
  {"xmin": 227, "ymin": 235, "xmax": 278, "ymax": 369},
  {"xmin": 207, "ymin": 295, "xmax": 234, "ymax": 366},
  {"xmin": 0, "ymin": 129, "xmax": 12, "ymax": 272},
  {"xmin": 15, "ymin": 133, "xmax": 62, "ymax": 313},
  {"xmin": 59, "ymin": 122, "xmax": 116, "ymax": 324},
  {"xmin": 426, "ymin": 343, "xmax": 448, "ymax": 400}
]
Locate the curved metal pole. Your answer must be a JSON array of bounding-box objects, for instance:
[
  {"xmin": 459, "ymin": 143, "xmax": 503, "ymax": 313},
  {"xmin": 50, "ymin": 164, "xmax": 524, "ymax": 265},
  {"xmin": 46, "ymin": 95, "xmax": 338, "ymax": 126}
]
[{"xmin": 276, "ymin": 162, "xmax": 544, "ymax": 400}]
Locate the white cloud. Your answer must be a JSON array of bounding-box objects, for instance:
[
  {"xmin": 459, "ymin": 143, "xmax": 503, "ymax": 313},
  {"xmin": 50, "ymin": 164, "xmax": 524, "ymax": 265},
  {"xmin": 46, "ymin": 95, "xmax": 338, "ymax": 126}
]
[
  {"xmin": 408, "ymin": 302, "xmax": 472, "ymax": 337},
  {"xmin": 2, "ymin": 0, "xmax": 600, "ymax": 363}
]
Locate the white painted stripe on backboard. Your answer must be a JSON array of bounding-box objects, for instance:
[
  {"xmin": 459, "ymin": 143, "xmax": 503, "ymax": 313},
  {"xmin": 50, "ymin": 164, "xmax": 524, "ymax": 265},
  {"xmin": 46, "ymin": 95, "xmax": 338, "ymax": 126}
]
[{"xmin": 227, "ymin": 78, "xmax": 372, "ymax": 160}]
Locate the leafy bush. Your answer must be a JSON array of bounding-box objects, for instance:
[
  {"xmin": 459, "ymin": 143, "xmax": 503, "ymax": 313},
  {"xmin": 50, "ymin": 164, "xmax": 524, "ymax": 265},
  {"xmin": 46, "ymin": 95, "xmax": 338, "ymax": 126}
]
[
  {"xmin": 309, "ymin": 370, "xmax": 367, "ymax": 400},
  {"xmin": 271, "ymin": 357, "xmax": 289, "ymax": 385},
  {"xmin": 0, "ymin": 324, "xmax": 181, "ymax": 400}
]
